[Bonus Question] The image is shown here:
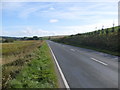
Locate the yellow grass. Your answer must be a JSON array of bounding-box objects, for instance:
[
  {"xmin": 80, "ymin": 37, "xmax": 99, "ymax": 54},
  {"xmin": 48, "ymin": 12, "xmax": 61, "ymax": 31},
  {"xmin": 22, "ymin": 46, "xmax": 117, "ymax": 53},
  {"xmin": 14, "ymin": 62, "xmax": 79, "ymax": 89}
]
[{"xmin": 2, "ymin": 40, "xmax": 42, "ymax": 65}]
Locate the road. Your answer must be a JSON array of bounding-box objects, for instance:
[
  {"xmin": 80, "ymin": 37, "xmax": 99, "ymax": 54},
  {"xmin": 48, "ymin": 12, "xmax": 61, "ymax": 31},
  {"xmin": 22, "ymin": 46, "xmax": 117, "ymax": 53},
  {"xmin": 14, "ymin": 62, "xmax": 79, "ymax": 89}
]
[{"xmin": 47, "ymin": 40, "xmax": 119, "ymax": 88}]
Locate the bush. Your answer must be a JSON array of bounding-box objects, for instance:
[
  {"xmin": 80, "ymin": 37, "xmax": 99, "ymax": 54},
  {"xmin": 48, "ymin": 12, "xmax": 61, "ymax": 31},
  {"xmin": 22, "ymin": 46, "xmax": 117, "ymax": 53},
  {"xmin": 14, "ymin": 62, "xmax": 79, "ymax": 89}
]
[{"xmin": 3, "ymin": 38, "xmax": 14, "ymax": 43}]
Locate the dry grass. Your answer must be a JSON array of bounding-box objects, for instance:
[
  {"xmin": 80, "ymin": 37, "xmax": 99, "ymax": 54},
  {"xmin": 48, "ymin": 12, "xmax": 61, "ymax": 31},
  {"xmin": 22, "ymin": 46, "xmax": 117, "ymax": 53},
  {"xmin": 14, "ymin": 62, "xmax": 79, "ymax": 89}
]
[
  {"xmin": 2, "ymin": 40, "xmax": 43, "ymax": 89},
  {"xmin": 2, "ymin": 40, "xmax": 42, "ymax": 65}
]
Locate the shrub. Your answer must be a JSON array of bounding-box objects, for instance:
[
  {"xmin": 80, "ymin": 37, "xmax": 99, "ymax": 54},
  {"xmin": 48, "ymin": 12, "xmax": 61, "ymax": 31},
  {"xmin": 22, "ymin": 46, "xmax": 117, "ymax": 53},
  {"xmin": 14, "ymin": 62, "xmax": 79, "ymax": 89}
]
[{"xmin": 4, "ymin": 38, "xmax": 14, "ymax": 43}]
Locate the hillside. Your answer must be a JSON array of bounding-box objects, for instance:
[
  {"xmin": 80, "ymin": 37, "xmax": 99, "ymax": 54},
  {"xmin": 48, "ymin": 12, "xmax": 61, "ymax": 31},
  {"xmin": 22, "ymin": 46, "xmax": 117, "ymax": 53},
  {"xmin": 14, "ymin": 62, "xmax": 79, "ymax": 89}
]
[{"xmin": 53, "ymin": 26, "xmax": 119, "ymax": 56}]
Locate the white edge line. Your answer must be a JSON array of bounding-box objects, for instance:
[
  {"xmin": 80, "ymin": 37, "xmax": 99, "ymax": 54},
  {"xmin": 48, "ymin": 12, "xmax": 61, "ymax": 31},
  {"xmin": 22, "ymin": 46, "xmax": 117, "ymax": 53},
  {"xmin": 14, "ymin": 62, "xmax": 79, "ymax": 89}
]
[
  {"xmin": 47, "ymin": 42, "xmax": 70, "ymax": 89},
  {"xmin": 91, "ymin": 58, "xmax": 108, "ymax": 66}
]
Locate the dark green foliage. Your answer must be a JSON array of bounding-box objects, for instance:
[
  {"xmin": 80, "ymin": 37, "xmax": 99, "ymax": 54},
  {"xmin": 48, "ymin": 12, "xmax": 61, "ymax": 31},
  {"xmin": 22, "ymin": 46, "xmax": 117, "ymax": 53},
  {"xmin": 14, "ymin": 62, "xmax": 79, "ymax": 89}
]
[
  {"xmin": 48, "ymin": 36, "xmax": 51, "ymax": 40},
  {"xmin": 53, "ymin": 26, "xmax": 119, "ymax": 56},
  {"xmin": 33, "ymin": 36, "xmax": 39, "ymax": 40},
  {"xmin": 20, "ymin": 36, "xmax": 41, "ymax": 40},
  {"xmin": 105, "ymin": 28, "xmax": 109, "ymax": 35},
  {"xmin": 39, "ymin": 37, "xmax": 43, "ymax": 40},
  {"xmin": 3, "ymin": 38, "xmax": 14, "ymax": 43},
  {"xmin": 111, "ymin": 27, "xmax": 114, "ymax": 32}
]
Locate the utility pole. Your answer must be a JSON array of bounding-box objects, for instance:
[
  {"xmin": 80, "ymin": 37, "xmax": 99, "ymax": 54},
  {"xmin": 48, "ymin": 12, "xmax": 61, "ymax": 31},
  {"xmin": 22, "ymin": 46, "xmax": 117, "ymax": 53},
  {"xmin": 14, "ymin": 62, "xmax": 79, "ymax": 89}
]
[{"xmin": 102, "ymin": 25, "xmax": 104, "ymax": 30}]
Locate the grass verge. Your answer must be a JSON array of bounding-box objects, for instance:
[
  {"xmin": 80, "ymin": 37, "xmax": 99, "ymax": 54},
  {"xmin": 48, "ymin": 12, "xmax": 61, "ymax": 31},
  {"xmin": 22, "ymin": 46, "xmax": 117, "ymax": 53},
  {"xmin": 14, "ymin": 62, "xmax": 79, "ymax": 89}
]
[{"xmin": 8, "ymin": 41, "xmax": 58, "ymax": 88}]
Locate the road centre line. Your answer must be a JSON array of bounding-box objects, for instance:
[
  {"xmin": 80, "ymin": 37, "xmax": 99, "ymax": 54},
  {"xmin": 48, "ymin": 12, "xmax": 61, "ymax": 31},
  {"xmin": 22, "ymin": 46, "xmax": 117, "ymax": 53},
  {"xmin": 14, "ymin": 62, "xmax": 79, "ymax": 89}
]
[
  {"xmin": 70, "ymin": 49, "xmax": 75, "ymax": 51},
  {"xmin": 91, "ymin": 58, "xmax": 108, "ymax": 66}
]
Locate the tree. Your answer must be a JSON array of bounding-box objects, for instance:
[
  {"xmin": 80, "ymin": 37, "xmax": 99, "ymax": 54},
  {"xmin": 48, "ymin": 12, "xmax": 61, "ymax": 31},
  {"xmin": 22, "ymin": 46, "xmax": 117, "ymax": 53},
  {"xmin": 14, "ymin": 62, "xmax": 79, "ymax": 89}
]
[
  {"xmin": 33, "ymin": 36, "xmax": 39, "ymax": 40},
  {"xmin": 97, "ymin": 30, "xmax": 100, "ymax": 35},
  {"xmin": 111, "ymin": 23, "xmax": 115, "ymax": 32},
  {"xmin": 111, "ymin": 27, "xmax": 114, "ymax": 32},
  {"xmin": 101, "ymin": 25, "xmax": 104, "ymax": 34},
  {"xmin": 105, "ymin": 28, "xmax": 109, "ymax": 35},
  {"xmin": 27, "ymin": 38, "xmax": 33, "ymax": 40},
  {"xmin": 39, "ymin": 37, "xmax": 43, "ymax": 40},
  {"xmin": 48, "ymin": 37, "xmax": 51, "ymax": 40},
  {"xmin": 21, "ymin": 37, "xmax": 28, "ymax": 40},
  {"xmin": 4, "ymin": 38, "xmax": 14, "ymax": 43}
]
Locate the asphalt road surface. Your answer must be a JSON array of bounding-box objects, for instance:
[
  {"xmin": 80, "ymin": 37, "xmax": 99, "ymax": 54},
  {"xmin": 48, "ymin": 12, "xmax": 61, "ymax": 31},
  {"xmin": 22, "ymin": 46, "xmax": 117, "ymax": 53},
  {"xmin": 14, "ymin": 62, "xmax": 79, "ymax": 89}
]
[{"xmin": 47, "ymin": 40, "xmax": 119, "ymax": 88}]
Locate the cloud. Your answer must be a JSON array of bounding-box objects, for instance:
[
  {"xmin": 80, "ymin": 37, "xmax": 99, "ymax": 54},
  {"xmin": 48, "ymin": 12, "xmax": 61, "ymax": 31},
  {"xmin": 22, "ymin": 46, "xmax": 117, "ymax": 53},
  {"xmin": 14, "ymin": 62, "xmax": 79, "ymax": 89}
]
[
  {"xmin": 19, "ymin": 4, "xmax": 52, "ymax": 18},
  {"xmin": 2, "ymin": 2, "xmax": 118, "ymax": 37},
  {"xmin": 22, "ymin": 27, "xmax": 54, "ymax": 36},
  {"xmin": 3, "ymin": 18, "xmax": 118, "ymax": 37},
  {"xmin": 49, "ymin": 19, "xmax": 58, "ymax": 23},
  {"xmin": 2, "ymin": 2, "xmax": 117, "ymax": 20},
  {"xmin": 19, "ymin": 7, "xmax": 39, "ymax": 18},
  {"xmin": 2, "ymin": 27, "xmax": 55, "ymax": 37},
  {"xmin": 34, "ymin": 2, "xmax": 117, "ymax": 21},
  {"xmin": 58, "ymin": 19, "xmax": 118, "ymax": 34},
  {"xmin": 49, "ymin": 7, "xmax": 55, "ymax": 10},
  {"xmin": 2, "ymin": 2, "xmax": 25, "ymax": 11}
]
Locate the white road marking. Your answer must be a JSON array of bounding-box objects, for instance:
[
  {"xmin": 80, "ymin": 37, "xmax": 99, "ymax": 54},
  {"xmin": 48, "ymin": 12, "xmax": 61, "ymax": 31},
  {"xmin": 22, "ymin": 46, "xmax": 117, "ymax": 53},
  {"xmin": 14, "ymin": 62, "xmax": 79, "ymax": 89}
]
[
  {"xmin": 70, "ymin": 49, "xmax": 75, "ymax": 51},
  {"xmin": 47, "ymin": 43, "xmax": 70, "ymax": 89},
  {"xmin": 62, "ymin": 45, "xmax": 65, "ymax": 47},
  {"xmin": 114, "ymin": 57, "xmax": 118, "ymax": 60},
  {"xmin": 91, "ymin": 58, "xmax": 108, "ymax": 66}
]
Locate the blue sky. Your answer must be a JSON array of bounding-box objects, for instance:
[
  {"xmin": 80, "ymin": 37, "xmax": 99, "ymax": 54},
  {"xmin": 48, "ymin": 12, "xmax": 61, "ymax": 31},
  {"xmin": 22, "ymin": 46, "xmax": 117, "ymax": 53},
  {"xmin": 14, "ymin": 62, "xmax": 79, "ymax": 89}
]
[{"xmin": 1, "ymin": 1, "xmax": 118, "ymax": 37}]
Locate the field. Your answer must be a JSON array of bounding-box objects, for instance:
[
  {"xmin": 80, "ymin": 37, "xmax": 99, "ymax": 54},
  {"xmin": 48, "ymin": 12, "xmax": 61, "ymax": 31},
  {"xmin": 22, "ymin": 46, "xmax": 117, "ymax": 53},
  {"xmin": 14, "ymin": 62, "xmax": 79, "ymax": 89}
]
[
  {"xmin": 2, "ymin": 40, "xmax": 42, "ymax": 65},
  {"xmin": 2, "ymin": 40, "xmax": 58, "ymax": 89}
]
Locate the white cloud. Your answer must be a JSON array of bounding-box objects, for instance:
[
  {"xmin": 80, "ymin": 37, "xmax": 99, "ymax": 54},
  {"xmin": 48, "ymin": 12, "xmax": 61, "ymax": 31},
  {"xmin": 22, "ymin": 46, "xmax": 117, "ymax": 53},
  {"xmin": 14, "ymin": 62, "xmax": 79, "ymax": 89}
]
[
  {"xmin": 18, "ymin": 3, "xmax": 61, "ymax": 18},
  {"xmin": 2, "ymin": 2, "xmax": 118, "ymax": 37},
  {"xmin": 2, "ymin": 27, "xmax": 55, "ymax": 37},
  {"xmin": 2, "ymin": 2, "xmax": 117, "ymax": 20},
  {"xmin": 37, "ymin": 3, "xmax": 117, "ymax": 20},
  {"xmin": 2, "ymin": 2, "xmax": 25, "ymax": 10},
  {"xmin": 49, "ymin": 19, "xmax": 58, "ymax": 23},
  {"xmin": 3, "ymin": 18, "xmax": 118, "ymax": 37},
  {"xmin": 54, "ymin": 19, "xmax": 118, "ymax": 35},
  {"xmin": 22, "ymin": 30, "xmax": 52, "ymax": 36},
  {"xmin": 19, "ymin": 7, "xmax": 39, "ymax": 18},
  {"xmin": 49, "ymin": 7, "xmax": 55, "ymax": 10}
]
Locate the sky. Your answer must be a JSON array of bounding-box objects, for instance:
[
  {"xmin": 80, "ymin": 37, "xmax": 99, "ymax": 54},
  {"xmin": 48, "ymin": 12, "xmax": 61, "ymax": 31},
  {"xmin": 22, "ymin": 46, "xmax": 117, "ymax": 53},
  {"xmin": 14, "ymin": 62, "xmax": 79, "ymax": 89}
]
[{"xmin": 1, "ymin": 1, "xmax": 118, "ymax": 37}]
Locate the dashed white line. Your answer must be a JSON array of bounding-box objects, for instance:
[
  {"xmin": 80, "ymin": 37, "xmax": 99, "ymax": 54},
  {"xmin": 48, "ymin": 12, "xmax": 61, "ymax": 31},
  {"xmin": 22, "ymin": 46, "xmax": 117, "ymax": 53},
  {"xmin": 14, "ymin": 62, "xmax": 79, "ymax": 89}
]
[
  {"xmin": 47, "ymin": 42, "xmax": 70, "ymax": 89},
  {"xmin": 70, "ymin": 49, "xmax": 75, "ymax": 52},
  {"xmin": 62, "ymin": 45, "xmax": 65, "ymax": 47},
  {"xmin": 91, "ymin": 58, "xmax": 108, "ymax": 66},
  {"xmin": 114, "ymin": 57, "xmax": 118, "ymax": 60}
]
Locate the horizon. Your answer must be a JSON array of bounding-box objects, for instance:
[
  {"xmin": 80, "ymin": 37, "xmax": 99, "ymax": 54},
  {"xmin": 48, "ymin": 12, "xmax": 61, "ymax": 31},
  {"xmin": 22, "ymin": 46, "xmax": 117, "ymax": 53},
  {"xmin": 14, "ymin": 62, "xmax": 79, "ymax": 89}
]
[{"xmin": 1, "ymin": 25, "xmax": 119, "ymax": 38}]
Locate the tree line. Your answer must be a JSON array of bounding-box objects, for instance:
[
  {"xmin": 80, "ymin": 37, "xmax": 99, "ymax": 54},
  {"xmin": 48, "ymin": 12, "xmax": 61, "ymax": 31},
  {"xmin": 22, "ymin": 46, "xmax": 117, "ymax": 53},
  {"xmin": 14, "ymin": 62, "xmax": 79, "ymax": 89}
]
[{"xmin": 1, "ymin": 36, "xmax": 43, "ymax": 43}]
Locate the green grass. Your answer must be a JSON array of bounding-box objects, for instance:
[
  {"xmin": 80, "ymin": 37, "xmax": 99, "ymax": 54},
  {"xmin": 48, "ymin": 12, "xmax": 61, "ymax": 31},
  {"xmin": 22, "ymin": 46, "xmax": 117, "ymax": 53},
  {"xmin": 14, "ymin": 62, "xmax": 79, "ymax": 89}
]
[{"xmin": 8, "ymin": 41, "xmax": 58, "ymax": 88}]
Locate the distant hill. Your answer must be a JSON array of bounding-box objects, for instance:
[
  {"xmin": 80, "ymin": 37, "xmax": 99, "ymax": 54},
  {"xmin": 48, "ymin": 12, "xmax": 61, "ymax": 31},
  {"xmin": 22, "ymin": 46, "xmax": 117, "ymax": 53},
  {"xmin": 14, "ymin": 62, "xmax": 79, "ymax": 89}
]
[
  {"xmin": 0, "ymin": 36, "xmax": 21, "ymax": 43},
  {"xmin": 0, "ymin": 36, "xmax": 20, "ymax": 39}
]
